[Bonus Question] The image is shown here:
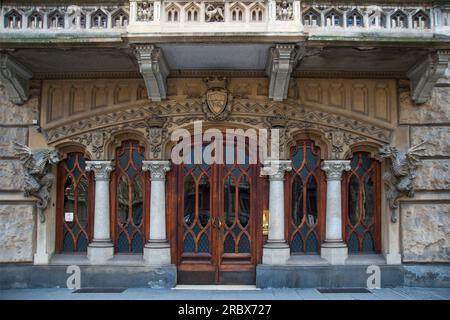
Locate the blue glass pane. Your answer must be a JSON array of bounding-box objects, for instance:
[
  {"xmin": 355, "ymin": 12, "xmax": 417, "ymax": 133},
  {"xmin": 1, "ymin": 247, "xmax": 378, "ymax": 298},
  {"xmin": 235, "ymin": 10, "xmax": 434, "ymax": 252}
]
[
  {"xmin": 76, "ymin": 233, "xmax": 88, "ymax": 252},
  {"xmin": 65, "ymin": 155, "xmax": 75, "ymax": 171},
  {"xmin": 292, "ymin": 176, "xmax": 303, "ymax": 226},
  {"xmin": 292, "ymin": 148, "xmax": 304, "ymax": 169},
  {"xmin": 72, "ymin": 165, "xmax": 81, "ymax": 179},
  {"xmin": 348, "ymin": 232, "xmax": 359, "ymax": 253},
  {"xmin": 291, "ymin": 233, "xmax": 303, "ymax": 253},
  {"xmin": 131, "ymin": 233, "xmax": 143, "ymax": 253},
  {"xmin": 238, "ymin": 234, "xmax": 250, "ymax": 253},
  {"xmin": 224, "ymin": 234, "xmax": 235, "ymax": 253},
  {"xmin": 362, "ymin": 232, "xmax": 375, "ymax": 253},
  {"xmin": 198, "ymin": 233, "xmax": 209, "ymax": 253},
  {"xmin": 183, "ymin": 233, "xmax": 195, "ymax": 253},
  {"xmin": 192, "ymin": 224, "xmax": 201, "ymax": 236},
  {"xmin": 63, "ymin": 232, "xmax": 74, "ymax": 252},
  {"xmin": 117, "ymin": 232, "xmax": 129, "ymax": 253},
  {"xmin": 305, "ymin": 232, "xmax": 318, "ymax": 253},
  {"xmin": 306, "ymin": 146, "xmax": 318, "ymax": 167},
  {"xmin": 300, "ymin": 166, "xmax": 310, "ymax": 178}
]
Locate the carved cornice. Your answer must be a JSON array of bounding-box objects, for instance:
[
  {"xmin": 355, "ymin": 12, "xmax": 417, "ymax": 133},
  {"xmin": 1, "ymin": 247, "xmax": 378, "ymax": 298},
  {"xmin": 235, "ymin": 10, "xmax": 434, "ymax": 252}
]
[
  {"xmin": 85, "ymin": 160, "xmax": 115, "ymax": 180},
  {"xmin": 321, "ymin": 160, "xmax": 351, "ymax": 181},
  {"xmin": 142, "ymin": 160, "xmax": 171, "ymax": 181}
]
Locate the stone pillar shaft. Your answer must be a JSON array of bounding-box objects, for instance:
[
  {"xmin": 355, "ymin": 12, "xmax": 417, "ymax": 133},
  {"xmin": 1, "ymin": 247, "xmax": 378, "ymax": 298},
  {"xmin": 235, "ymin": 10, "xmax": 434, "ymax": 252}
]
[
  {"xmin": 142, "ymin": 160, "xmax": 171, "ymax": 265},
  {"xmin": 320, "ymin": 160, "xmax": 351, "ymax": 265},
  {"xmin": 261, "ymin": 160, "xmax": 292, "ymax": 265},
  {"xmin": 85, "ymin": 160, "xmax": 115, "ymax": 264}
]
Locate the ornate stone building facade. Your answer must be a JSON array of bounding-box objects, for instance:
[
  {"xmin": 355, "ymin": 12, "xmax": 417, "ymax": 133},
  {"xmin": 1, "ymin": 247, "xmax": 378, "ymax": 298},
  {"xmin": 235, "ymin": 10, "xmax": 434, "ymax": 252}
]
[{"xmin": 0, "ymin": 0, "xmax": 449, "ymax": 288}]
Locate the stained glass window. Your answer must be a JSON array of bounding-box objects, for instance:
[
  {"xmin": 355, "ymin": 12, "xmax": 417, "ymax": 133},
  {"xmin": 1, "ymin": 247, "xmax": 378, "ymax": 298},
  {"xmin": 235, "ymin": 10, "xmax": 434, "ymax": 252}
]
[
  {"xmin": 344, "ymin": 152, "xmax": 381, "ymax": 253},
  {"xmin": 59, "ymin": 153, "xmax": 92, "ymax": 252}
]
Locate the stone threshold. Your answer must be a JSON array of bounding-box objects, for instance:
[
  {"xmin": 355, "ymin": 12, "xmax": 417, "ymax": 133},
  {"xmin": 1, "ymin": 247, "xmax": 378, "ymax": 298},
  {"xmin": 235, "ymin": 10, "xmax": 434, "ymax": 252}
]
[
  {"xmin": 174, "ymin": 285, "xmax": 259, "ymax": 291},
  {"xmin": 286, "ymin": 254, "xmax": 387, "ymax": 266},
  {"xmin": 49, "ymin": 254, "xmax": 149, "ymax": 267}
]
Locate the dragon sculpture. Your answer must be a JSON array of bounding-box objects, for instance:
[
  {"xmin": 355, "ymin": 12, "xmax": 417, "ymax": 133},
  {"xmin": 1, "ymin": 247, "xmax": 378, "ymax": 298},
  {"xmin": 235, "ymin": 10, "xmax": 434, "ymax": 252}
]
[
  {"xmin": 13, "ymin": 142, "xmax": 60, "ymax": 222},
  {"xmin": 378, "ymin": 142, "xmax": 427, "ymax": 222}
]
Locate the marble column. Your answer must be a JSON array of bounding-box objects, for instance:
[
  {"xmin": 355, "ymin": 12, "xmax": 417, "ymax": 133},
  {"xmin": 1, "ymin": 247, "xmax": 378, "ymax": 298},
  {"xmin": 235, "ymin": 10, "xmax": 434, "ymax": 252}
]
[
  {"xmin": 85, "ymin": 161, "xmax": 115, "ymax": 264},
  {"xmin": 261, "ymin": 160, "xmax": 292, "ymax": 265},
  {"xmin": 142, "ymin": 160, "xmax": 171, "ymax": 265},
  {"xmin": 320, "ymin": 160, "xmax": 351, "ymax": 265}
]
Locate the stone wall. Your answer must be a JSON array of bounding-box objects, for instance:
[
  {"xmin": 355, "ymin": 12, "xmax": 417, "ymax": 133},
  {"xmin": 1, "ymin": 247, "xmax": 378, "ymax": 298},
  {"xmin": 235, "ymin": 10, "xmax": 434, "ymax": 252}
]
[
  {"xmin": 399, "ymin": 81, "xmax": 450, "ymax": 263},
  {"xmin": 0, "ymin": 85, "xmax": 39, "ymax": 263}
]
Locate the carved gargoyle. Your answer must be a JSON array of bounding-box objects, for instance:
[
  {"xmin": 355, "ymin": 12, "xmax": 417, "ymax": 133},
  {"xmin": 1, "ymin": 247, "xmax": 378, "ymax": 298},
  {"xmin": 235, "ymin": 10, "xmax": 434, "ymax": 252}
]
[
  {"xmin": 378, "ymin": 142, "xmax": 427, "ymax": 222},
  {"xmin": 13, "ymin": 142, "xmax": 60, "ymax": 222}
]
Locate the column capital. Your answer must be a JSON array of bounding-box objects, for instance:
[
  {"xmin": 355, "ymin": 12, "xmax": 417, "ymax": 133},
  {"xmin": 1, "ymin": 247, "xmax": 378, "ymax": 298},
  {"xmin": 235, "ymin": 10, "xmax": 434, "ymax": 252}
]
[
  {"xmin": 261, "ymin": 159, "xmax": 292, "ymax": 180},
  {"xmin": 321, "ymin": 160, "xmax": 351, "ymax": 181},
  {"xmin": 142, "ymin": 160, "xmax": 171, "ymax": 181},
  {"xmin": 85, "ymin": 160, "xmax": 115, "ymax": 181}
]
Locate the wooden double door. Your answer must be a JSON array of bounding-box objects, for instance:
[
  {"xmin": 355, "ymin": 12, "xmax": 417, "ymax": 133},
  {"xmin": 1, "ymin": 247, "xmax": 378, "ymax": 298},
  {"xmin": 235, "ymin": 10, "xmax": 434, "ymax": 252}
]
[{"xmin": 174, "ymin": 143, "xmax": 264, "ymax": 284}]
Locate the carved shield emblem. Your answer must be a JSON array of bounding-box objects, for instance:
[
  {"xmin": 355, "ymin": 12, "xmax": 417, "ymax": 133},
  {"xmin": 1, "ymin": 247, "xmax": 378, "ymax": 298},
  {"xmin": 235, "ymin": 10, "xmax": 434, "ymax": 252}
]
[{"xmin": 206, "ymin": 89, "xmax": 228, "ymax": 115}]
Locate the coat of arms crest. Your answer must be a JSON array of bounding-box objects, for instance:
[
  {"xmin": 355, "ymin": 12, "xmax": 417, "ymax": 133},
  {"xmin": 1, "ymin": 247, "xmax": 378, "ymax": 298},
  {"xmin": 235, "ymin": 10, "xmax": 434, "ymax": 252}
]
[{"xmin": 202, "ymin": 77, "xmax": 233, "ymax": 120}]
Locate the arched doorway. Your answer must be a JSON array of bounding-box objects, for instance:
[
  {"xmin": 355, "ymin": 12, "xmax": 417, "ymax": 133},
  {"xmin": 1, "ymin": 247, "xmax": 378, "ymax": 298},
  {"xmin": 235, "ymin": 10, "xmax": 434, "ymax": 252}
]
[{"xmin": 172, "ymin": 135, "xmax": 265, "ymax": 284}]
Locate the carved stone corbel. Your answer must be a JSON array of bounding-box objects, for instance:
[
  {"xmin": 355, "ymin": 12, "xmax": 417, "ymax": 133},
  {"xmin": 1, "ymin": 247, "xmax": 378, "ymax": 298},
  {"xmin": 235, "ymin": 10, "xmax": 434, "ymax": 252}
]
[
  {"xmin": 407, "ymin": 50, "xmax": 450, "ymax": 104},
  {"xmin": 0, "ymin": 53, "xmax": 33, "ymax": 105},
  {"xmin": 133, "ymin": 44, "xmax": 169, "ymax": 102},
  {"xmin": 266, "ymin": 44, "xmax": 322, "ymax": 101}
]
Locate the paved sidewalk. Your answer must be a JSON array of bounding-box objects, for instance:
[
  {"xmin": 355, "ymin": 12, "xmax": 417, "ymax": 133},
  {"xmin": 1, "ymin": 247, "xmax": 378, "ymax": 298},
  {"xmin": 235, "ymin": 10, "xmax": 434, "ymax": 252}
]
[{"xmin": 1, "ymin": 287, "xmax": 450, "ymax": 300}]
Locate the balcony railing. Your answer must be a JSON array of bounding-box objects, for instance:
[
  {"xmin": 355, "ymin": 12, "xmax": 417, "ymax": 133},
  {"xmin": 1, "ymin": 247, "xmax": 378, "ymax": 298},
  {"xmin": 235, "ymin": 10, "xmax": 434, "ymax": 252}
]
[{"xmin": 0, "ymin": 1, "xmax": 448, "ymax": 37}]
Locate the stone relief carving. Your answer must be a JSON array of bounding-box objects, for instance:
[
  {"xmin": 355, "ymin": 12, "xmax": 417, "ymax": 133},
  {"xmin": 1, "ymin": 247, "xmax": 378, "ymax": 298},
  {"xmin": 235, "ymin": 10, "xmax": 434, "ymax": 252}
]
[
  {"xmin": 205, "ymin": 3, "xmax": 225, "ymax": 22},
  {"xmin": 327, "ymin": 129, "xmax": 365, "ymax": 159},
  {"xmin": 136, "ymin": 1, "xmax": 154, "ymax": 21},
  {"xmin": 13, "ymin": 142, "xmax": 61, "ymax": 222},
  {"xmin": 146, "ymin": 114, "xmax": 167, "ymax": 160},
  {"xmin": 276, "ymin": 1, "xmax": 294, "ymax": 21},
  {"xmin": 202, "ymin": 77, "xmax": 233, "ymax": 121},
  {"xmin": 378, "ymin": 142, "xmax": 427, "ymax": 222}
]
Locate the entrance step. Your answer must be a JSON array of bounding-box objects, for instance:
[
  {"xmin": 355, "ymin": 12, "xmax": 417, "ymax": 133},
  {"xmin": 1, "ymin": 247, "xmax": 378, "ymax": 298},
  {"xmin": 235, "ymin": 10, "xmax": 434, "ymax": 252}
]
[{"xmin": 173, "ymin": 285, "xmax": 259, "ymax": 291}]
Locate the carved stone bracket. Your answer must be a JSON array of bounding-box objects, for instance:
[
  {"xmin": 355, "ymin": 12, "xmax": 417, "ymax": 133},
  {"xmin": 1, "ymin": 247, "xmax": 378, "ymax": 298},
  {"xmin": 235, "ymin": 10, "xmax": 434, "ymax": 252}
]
[
  {"xmin": 142, "ymin": 160, "xmax": 171, "ymax": 181},
  {"xmin": 266, "ymin": 44, "xmax": 322, "ymax": 101},
  {"xmin": 407, "ymin": 50, "xmax": 450, "ymax": 104},
  {"xmin": 134, "ymin": 44, "xmax": 169, "ymax": 102},
  {"xmin": 0, "ymin": 53, "xmax": 33, "ymax": 105},
  {"xmin": 266, "ymin": 44, "xmax": 297, "ymax": 101}
]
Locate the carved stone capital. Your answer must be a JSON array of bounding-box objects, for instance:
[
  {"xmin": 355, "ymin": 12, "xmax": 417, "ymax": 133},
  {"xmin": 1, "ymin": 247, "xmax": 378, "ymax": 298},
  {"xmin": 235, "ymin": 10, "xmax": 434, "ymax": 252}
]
[
  {"xmin": 133, "ymin": 44, "xmax": 169, "ymax": 102},
  {"xmin": 321, "ymin": 160, "xmax": 351, "ymax": 181},
  {"xmin": 142, "ymin": 160, "xmax": 171, "ymax": 181},
  {"xmin": 261, "ymin": 159, "xmax": 292, "ymax": 180},
  {"xmin": 0, "ymin": 53, "xmax": 33, "ymax": 105},
  {"xmin": 85, "ymin": 161, "xmax": 115, "ymax": 181},
  {"xmin": 407, "ymin": 50, "xmax": 450, "ymax": 104}
]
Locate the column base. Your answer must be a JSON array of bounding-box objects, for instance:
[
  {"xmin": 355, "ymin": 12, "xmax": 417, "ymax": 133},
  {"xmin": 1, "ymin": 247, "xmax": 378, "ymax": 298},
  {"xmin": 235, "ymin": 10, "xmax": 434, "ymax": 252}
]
[
  {"xmin": 87, "ymin": 240, "xmax": 114, "ymax": 264},
  {"xmin": 143, "ymin": 240, "xmax": 171, "ymax": 266},
  {"xmin": 33, "ymin": 253, "xmax": 50, "ymax": 265},
  {"xmin": 262, "ymin": 241, "xmax": 290, "ymax": 265},
  {"xmin": 385, "ymin": 252, "xmax": 402, "ymax": 265},
  {"xmin": 321, "ymin": 241, "xmax": 348, "ymax": 265}
]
